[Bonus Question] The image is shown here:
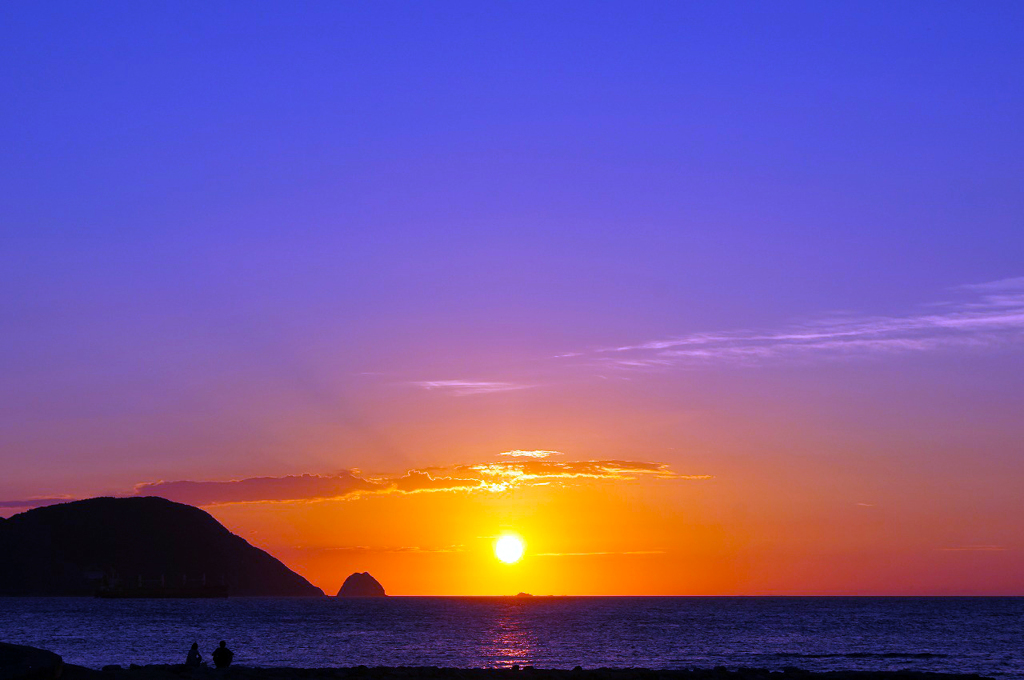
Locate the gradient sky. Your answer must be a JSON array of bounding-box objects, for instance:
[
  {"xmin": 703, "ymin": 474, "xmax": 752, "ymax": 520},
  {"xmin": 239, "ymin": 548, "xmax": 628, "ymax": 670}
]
[{"xmin": 3, "ymin": 1, "xmax": 1023, "ymax": 595}]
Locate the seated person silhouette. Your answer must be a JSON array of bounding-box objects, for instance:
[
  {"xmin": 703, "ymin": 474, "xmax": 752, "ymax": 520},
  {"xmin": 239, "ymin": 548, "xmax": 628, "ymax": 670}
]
[
  {"xmin": 212, "ymin": 641, "xmax": 234, "ymax": 669},
  {"xmin": 185, "ymin": 642, "xmax": 202, "ymax": 667}
]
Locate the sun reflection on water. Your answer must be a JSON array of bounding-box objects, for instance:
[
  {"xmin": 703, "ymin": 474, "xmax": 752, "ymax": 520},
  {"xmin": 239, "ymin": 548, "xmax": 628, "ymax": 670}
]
[{"xmin": 480, "ymin": 602, "xmax": 539, "ymax": 668}]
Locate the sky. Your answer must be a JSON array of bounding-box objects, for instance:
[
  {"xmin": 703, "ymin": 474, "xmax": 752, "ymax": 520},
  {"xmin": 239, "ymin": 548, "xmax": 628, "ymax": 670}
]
[{"xmin": 2, "ymin": 1, "xmax": 1023, "ymax": 595}]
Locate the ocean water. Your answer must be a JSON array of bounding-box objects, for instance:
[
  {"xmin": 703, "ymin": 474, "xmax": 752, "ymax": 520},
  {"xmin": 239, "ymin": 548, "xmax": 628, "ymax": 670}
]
[{"xmin": 1, "ymin": 597, "xmax": 1022, "ymax": 677}]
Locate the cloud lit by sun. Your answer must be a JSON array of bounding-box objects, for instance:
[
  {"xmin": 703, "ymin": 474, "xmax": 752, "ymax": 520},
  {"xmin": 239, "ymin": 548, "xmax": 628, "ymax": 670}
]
[
  {"xmin": 497, "ymin": 450, "xmax": 562, "ymax": 458},
  {"xmin": 494, "ymin": 534, "xmax": 526, "ymax": 564}
]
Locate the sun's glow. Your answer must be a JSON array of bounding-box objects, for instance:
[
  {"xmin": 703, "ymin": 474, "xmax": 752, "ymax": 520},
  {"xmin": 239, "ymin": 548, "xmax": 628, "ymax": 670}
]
[{"xmin": 494, "ymin": 533, "xmax": 526, "ymax": 564}]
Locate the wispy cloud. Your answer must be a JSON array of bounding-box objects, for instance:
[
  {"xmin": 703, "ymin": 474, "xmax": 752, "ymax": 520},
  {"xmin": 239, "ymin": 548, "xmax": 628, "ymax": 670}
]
[
  {"xmin": 135, "ymin": 472, "xmax": 383, "ymax": 506},
  {"xmin": 535, "ymin": 550, "xmax": 666, "ymax": 556},
  {"xmin": 0, "ymin": 496, "xmax": 77, "ymax": 510},
  {"xmin": 412, "ymin": 380, "xmax": 533, "ymax": 396},
  {"xmin": 390, "ymin": 470, "xmax": 489, "ymax": 494},
  {"xmin": 591, "ymin": 277, "xmax": 1024, "ymax": 369},
  {"xmin": 957, "ymin": 276, "xmax": 1024, "ymax": 293},
  {"xmin": 301, "ymin": 544, "xmax": 466, "ymax": 554},
  {"xmin": 497, "ymin": 450, "xmax": 562, "ymax": 458},
  {"xmin": 123, "ymin": 456, "xmax": 710, "ymax": 507},
  {"xmin": 464, "ymin": 460, "xmax": 709, "ymax": 483}
]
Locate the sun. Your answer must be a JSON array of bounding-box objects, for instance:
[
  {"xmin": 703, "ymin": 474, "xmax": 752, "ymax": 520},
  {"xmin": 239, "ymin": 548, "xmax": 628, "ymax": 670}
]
[{"xmin": 494, "ymin": 533, "xmax": 526, "ymax": 564}]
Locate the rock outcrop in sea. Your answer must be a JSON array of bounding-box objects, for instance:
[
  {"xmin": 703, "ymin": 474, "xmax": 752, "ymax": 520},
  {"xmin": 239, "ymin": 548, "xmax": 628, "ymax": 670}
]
[
  {"xmin": 336, "ymin": 571, "xmax": 387, "ymax": 597},
  {"xmin": 0, "ymin": 496, "xmax": 324, "ymax": 596}
]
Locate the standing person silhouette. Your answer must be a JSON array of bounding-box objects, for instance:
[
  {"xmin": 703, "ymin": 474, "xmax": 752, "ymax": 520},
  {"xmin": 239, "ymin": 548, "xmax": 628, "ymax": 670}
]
[
  {"xmin": 185, "ymin": 642, "xmax": 202, "ymax": 667},
  {"xmin": 212, "ymin": 641, "xmax": 234, "ymax": 669}
]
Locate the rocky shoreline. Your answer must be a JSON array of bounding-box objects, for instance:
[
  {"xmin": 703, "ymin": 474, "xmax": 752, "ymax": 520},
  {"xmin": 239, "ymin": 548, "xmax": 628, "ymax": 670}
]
[{"xmin": 0, "ymin": 644, "xmax": 995, "ymax": 680}]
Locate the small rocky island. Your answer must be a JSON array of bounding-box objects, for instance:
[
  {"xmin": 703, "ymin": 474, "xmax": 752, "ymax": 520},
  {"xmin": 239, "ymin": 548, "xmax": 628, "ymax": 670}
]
[{"xmin": 336, "ymin": 572, "xmax": 387, "ymax": 597}]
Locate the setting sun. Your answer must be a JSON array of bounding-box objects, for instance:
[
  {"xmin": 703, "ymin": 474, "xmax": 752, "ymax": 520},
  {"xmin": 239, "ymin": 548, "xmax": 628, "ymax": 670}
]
[{"xmin": 494, "ymin": 533, "xmax": 526, "ymax": 564}]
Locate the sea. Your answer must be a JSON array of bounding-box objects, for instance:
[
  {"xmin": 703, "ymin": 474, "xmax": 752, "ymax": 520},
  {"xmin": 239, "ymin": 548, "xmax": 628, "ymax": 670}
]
[{"xmin": 1, "ymin": 597, "xmax": 1022, "ymax": 678}]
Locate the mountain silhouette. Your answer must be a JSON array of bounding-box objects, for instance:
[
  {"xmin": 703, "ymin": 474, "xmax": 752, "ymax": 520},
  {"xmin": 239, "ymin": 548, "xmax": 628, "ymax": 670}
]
[
  {"xmin": 336, "ymin": 572, "xmax": 387, "ymax": 597},
  {"xmin": 0, "ymin": 497, "xmax": 323, "ymax": 596}
]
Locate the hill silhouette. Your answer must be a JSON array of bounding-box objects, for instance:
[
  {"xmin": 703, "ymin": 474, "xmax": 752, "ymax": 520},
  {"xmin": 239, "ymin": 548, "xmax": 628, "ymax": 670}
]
[
  {"xmin": 337, "ymin": 572, "xmax": 386, "ymax": 597},
  {"xmin": 0, "ymin": 497, "xmax": 323, "ymax": 596}
]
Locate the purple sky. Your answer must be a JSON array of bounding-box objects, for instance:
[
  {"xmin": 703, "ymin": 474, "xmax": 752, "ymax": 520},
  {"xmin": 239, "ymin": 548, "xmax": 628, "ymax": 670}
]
[{"xmin": 2, "ymin": 2, "xmax": 1023, "ymax": 593}]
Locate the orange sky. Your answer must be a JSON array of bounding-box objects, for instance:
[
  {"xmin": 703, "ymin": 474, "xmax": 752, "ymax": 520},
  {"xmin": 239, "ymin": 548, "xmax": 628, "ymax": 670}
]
[
  {"xmin": 183, "ymin": 442, "xmax": 1022, "ymax": 596},
  {"xmin": 4, "ymin": 352, "xmax": 1023, "ymax": 596}
]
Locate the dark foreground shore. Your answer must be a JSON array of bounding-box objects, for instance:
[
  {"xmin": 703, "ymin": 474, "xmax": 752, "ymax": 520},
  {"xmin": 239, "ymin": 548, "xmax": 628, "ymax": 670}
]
[{"xmin": 1, "ymin": 644, "xmax": 994, "ymax": 680}]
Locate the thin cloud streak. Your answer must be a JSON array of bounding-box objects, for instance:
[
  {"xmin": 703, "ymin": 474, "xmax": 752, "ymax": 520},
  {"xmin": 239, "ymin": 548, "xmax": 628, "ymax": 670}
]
[
  {"xmin": 497, "ymin": 450, "xmax": 562, "ymax": 458},
  {"xmin": 412, "ymin": 380, "xmax": 533, "ymax": 396},
  {"xmin": 302, "ymin": 545, "xmax": 466, "ymax": 554},
  {"xmin": 593, "ymin": 277, "xmax": 1024, "ymax": 368},
  {"xmin": 535, "ymin": 550, "xmax": 666, "ymax": 556},
  {"xmin": 0, "ymin": 496, "xmax": 77, "ymax": 510},
  {"xmin": 134, "ymin": 472, "xmax": 383, "ymax": 506},
  {"xmin": 126, "ymin": 457, "xmax": 710, "ymax": 507},
  {"xmin": 465, "ymin": 460, "xmax": 710, "ymax": 482}
]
